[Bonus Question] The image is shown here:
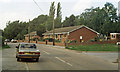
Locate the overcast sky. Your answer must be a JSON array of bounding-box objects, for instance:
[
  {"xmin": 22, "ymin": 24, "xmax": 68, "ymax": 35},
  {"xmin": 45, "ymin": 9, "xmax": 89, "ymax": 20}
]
[{"xmin": 0, "ymin": 0, "xmax": 119, "ymax": 30}]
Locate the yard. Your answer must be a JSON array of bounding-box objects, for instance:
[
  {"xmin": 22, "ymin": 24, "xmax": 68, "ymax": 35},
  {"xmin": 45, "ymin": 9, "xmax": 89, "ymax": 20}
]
[{"xmin": 67, "ymin": 44, "xmax": 119, "ymax": 51}]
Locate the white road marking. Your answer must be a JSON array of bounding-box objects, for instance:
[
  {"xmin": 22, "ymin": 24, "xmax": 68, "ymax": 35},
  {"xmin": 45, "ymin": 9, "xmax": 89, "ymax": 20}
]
[
  {"xmin": 55, "ymin": 57, "xmax": 72, "ymax": 66},
  {"xmin": 43, "ymin": 51, "xmax": 50, "ymax": 55},
  {"xmin": 55, "ymin": 57, "xmax": 66, "ymax": 63},
  {"xmin": 25, "ymin": 63, "xmax": 29, "ymax": 72},
  {"xmin": 66, "ymin": 63, "xmax": 72, "ymax": 66}
]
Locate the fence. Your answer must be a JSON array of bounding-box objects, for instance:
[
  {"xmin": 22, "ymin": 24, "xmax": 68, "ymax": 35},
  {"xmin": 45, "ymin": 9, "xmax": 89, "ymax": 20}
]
[
  {"xmin": 17, "ymin": 40, "xmax": 118, "ymax": 46},
  {"xmin": 17, "ymin": 40, "xmax": 65, "ymax": 46}
]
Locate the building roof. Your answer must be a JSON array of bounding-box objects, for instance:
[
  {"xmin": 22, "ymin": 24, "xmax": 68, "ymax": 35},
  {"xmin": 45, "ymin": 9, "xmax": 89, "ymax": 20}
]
[
  {"xmin": 110, "ymin": 33, "xmax": 120, "ymax": 34},
  {"xmin": 24, "ymin": 31, "xmax": 37, "ymax": 36},
  {"xmin": 43, "ymin": 25, "xmax": 99, "ymax": 35}
]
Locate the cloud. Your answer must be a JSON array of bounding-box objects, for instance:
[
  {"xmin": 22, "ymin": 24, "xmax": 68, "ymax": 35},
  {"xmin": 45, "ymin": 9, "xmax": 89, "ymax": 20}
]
[
  {"xmin": 72, "ymin": 0, "xmax": 92, "ymax": 13},
  {"xmin": 0, "ymin": 0, "xmax": 11, "ymax": 3}
]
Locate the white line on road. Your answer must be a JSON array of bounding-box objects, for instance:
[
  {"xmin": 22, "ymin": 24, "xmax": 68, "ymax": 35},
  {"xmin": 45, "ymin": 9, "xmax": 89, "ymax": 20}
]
[
  {"xmin": 66, "ymin": 63, "xmax": 72, "ymax": 66},
  {"xmin": 55, "ymin": 57, "xmax": 66, "ymax": 63},
  {"xmin": 55, "ymin": 57, "xmax": 72, "ymax": 66},
  {"xmin": 25, "ymin": 63, "xmax": 29, "ymax": 72},
  {"xmin": 43, "ymin": 51, "xmax": 50, "ymax": 55}
]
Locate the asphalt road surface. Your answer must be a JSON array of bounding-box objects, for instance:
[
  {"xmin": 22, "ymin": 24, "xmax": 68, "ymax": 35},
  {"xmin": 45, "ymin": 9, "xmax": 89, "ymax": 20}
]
[{"xmin": 2, "ymin": 43, "xmax": 118, "ymax": 71}]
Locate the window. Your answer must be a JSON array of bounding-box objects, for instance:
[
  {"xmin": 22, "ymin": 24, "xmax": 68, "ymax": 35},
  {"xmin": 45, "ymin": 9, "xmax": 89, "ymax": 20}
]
[
  {"xmin": 56, "ymin": 35, "xmax": 58, "ymax": 39},
  {"xmin": 60, "ymin": 35, "xmax": 61, "ymax": 40},
  {"xmin": 64, "ymin": 34, "xmax": 67, "ymax": 37},
  {"xmin": 112, "ymin": 34, "xmax": 115, "ymax": 38},
  {"xmin": 48, "ymin": 35, "xmax": 50, "ymax": 38},
  {"xmin": 20, "ymin": 44, "xmax": 36, "ymax": 49}
]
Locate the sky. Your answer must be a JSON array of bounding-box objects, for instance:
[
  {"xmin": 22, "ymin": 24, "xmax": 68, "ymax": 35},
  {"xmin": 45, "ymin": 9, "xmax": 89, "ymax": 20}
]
[{"xmin": 0, "ymin": 0, "xmax": 119, "ymax": 30}]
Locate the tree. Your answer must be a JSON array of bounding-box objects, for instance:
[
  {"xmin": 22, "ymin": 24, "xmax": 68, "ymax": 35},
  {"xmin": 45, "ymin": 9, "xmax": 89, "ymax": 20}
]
[
  {"xmin": 102, "ymin": 2, "xmax": 117, "ymax": 34},
  {"xmin": 69, "ymin": 14, "xmax": 76, "ymax": 26},
  {"xmin": 4, "ymin": 21, "xmax": 25, "ymax": 40},
  {"xmin": 55, "ymin": 2, "xmax": 62, "ymax": 28},
  {"xmin": 46, "ymin": 1, "xmax": 56, "ymax": 31},
  {"xmin": 62, "ymin": 14, "xmax": 76, "ymax": 27}
]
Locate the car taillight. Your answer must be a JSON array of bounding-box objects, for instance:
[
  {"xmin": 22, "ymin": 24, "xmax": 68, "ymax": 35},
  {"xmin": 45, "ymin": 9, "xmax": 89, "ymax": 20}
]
[
  {"xmin": 19, "ymin": 52, "xmax": 24, "ymax": 54},
  {"xmin": 35, "ymin": 52, "xmax": 40, "ymax": 55}
]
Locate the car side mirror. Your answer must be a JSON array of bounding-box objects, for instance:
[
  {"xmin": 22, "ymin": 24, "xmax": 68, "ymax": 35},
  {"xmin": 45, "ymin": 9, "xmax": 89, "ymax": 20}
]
[{"xmin": 16, "ymin": 46, "xmax": 19, "ymax": 48}]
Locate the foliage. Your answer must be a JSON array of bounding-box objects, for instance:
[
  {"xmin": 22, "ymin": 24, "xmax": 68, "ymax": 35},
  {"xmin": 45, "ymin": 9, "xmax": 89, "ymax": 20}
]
[
  {"xmin": 55, "ymin": 2, "xmax": 62, "ymax": 28},
  {"xmin": 2, "ymin": 45, "xmax": 10, "ymax": 49},
  {"xmin": 44, "ymin": 38, "xmax": 53, "ymax": 42},
  {"xmin": 62, "ymin": 14, "xmax": 76, "ymax": 27},
  {"xmin": 67, "ymin": 44, "xmax": 118, "ymax": 51},
  {"xmin": 70, "ymin": 40, "xmax": 77, "ymax": 43},
  {"xmin": 3, "ymin": 15, "xmax": 48, "ymax": 40},
  {"xmin": 3, "ymin": 2, "xmax": 120, "ymax": 40},
  {"xmin": 55, "ymin": 39, "xmax": 61, "ymax": 42}
]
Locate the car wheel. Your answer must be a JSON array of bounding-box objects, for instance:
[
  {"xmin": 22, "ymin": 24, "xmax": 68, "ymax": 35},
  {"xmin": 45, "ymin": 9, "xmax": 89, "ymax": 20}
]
[
  {"xmin": 36, "ymin": 58, "xmax": 39, "ymax": 62},
  {"xmin": 17, "ymin": 58, "xmax": 20, "ymax": 61}
]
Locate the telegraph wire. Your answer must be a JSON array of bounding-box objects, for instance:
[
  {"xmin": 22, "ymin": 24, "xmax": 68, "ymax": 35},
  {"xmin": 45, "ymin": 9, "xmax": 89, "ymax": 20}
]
[{"xmin": 33, "ymin": 0, "xmax": 44, "ymax": 12}]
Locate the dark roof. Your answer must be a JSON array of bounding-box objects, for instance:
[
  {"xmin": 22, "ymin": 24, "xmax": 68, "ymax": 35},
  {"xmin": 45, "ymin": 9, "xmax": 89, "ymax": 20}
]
[
  {"xmin": 43, "ymin": 25, "xmax": 99, "ymax": 35},
  {"xmin": 24, "ymin": 31, "xmax": 37, "ymax": 36}
]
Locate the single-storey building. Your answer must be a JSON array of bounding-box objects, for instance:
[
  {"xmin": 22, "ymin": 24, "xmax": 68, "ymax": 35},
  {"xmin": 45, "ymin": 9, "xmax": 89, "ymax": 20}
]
[
  {"xmin": 110, "ymin": 33, "xmax": 120, "ymax": 40},
  {"xmin": 42, "ymin": 25, "xmax": 99, "ymax": 43},
  {"xmin": 24, "ymin": 31, "xmax": 40, "ymax": 41}
]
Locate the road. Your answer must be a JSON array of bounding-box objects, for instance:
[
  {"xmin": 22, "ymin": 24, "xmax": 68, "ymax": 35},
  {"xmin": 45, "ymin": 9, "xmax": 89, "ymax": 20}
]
[{"xmin": 2, "ymin": 43, "xmax": 118, "ymax": 71}]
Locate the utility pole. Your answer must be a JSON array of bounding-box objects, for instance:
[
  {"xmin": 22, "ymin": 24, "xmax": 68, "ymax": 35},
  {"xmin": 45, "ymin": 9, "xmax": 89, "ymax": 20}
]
[
  {"xmin": 28, "ymin": 19, "xmax": 30, "ymax": 43},
  {"xmin": 53, "ymin": 13, "xmax": 55, "ymax": 46},
  {"xmin": 65, "ymin": 32, "xmax": 69, "ymax": 48}
]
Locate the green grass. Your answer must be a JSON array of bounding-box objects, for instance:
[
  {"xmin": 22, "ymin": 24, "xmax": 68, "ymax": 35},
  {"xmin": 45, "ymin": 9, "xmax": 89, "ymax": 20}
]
[
  {"xmin": 1, "ymin": 45, "xmax": 10, "ymax": 49},
  {"xmin": 67, "ymin": 44, "xmax": 118, "ymax": 51}
]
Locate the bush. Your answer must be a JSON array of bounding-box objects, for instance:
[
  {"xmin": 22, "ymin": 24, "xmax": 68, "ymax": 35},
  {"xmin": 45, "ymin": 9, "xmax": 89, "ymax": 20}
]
[
  {"xmin": 0, "ymin": 36, "xmax": 5, "ymax": 46},
  {"xmin": 70, "ymin": 40, "xmax": 77, "ymax": 43},
  {"xmin": 94, "ymin": 37, "xmax": 99, "ymax": 41},
  {"xmin": 89, "ymin": 39, "xmax": 95, "ymax": 42},
  {"xmin": 44, "ymin": 38, "xmax": 53, "ymax": 42},
  {"xmin": 32, "ymin": 38, "xmax": 40, "ymax": 41},
  {"xmin": 55, "ymin": 39, "xmax": 61, "ymax": 42}
]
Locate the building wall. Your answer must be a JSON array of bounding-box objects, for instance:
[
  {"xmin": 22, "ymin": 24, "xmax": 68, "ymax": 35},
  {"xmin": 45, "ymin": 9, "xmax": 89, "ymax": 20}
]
[
  {"xmin": 68, "ymin": 27, "xmax": 98, "ymax": 42},
  {"xmin": 110, "ymin": 33, "xmax": 120, "ymax": 40},
  {"xmin": 25, "ymin": 36, "xmax": 29, "ymax": 41},
  {"xmin": 43, "ymin": 34, "xmax": 67, "ymax": 43},
  {"xmin": 43, "ymin": 27, "xmax": 98, "ymax": 43},
  {"xmin": 110, "ymin": 34, "xmax": 116, "ymax": 40},
  {"xmin": 25, "ymin": 35, "xmax": 40, "ymax": 41}
]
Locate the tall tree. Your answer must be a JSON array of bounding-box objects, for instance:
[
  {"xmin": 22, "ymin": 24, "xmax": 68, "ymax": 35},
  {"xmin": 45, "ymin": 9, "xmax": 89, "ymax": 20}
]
[
  {"xmin": 102, "ymin": 2, "xmax": 117, "ymax": 34},
  {"xmin": 55, "ymin": 2, "xmax": 62, "ymax": 28},
  {"xmin": 46, "ymin": 1, "xmax": 55, "ymax": 30},
  {"xmin": 62, "ymin": 14, "xmax": 76, "ymax": 27}
]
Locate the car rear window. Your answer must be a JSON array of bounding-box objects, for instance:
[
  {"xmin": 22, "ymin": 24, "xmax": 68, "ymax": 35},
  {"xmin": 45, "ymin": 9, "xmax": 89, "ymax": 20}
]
[{"xmin": 20, "ymin": 44, "xmax": 36, "ymax": 48}]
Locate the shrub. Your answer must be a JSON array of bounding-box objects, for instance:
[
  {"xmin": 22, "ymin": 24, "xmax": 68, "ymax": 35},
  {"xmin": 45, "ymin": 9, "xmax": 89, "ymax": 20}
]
[
  {"xmin": 55, "ymin": 39, "xmax": 61, "ymax": 42},
  {"xmin": 0, "ymin": 36, "xmax": 5, "ymax": 46},
  {"xmin": 70, "ymin": 40, "xmax": 77, "ymax": 43},
  {"xmin": 89, "ymin": 39, "xmax": 95, "ymax": 42},
  {"xmin": 44, "ymin": 38, "xmax": 53, "ymax": 42}
]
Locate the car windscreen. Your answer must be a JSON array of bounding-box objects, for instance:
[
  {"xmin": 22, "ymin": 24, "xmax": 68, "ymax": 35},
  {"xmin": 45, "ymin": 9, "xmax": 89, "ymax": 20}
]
[{"xmin": 20, "ymin": 44, "xmax": 36, "ymax": 49}]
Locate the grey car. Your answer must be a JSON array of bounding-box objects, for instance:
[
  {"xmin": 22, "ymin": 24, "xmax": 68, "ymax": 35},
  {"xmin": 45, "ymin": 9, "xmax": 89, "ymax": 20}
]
[{"xmin": 16, "ymin": 43, "xmax": 40, "ymax": 62}]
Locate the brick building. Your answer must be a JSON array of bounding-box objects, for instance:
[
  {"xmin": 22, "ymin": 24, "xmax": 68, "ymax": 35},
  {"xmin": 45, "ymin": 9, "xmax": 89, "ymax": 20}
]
[
  {"xmin": 43, "ymin": 25, "xmax": 99, "ymax": 43},
  {"xmin": 24, "ymin": 31, "xmax": 40, "ymax": 41},
  {"xmin": 110, "ymin": 33, "xmax": 120, "ymax": 40}
]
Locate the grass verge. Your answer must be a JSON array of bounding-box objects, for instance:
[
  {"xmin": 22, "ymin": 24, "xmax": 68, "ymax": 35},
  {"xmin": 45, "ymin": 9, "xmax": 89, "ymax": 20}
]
[
  {"xmin": 1, "ymin": 45, "xmax": 10, "ymax": 49},
  {"xmin": 66, "ymin": 44, "xmax": 118, "ymax": 51}
]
